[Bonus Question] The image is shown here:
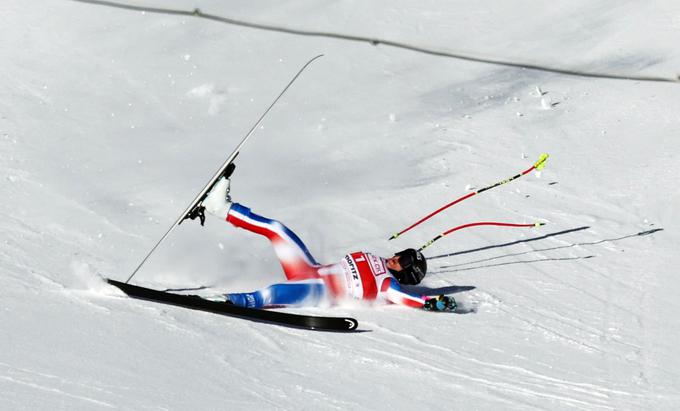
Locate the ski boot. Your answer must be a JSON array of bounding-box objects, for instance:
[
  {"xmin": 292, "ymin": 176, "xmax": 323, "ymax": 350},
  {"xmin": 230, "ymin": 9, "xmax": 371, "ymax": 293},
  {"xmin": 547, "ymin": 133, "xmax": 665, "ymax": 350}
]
[{"xmin": 184, "ymin": 163, "xmax": 236, "ymax": 225}]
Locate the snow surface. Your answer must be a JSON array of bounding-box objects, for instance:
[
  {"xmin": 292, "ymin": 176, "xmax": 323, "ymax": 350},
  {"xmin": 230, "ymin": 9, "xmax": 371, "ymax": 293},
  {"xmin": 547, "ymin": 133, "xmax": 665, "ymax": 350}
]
[{"xmin": 2, "ymin": 0, "xmax": 680, "ymax": 409}]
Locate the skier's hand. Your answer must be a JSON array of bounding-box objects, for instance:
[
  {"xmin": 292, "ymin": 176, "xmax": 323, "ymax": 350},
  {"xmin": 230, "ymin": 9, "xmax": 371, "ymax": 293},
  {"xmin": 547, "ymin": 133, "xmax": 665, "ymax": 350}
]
[{"xmin": 423, "ymin": 295, "xmax": 457, "ymax": 312}]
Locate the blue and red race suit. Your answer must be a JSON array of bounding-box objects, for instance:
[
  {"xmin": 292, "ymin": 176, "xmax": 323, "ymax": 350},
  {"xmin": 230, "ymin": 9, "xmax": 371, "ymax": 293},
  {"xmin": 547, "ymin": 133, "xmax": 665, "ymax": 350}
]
[{"xmin": 221, "ymin": 203, "xmax": 426, "ymax": 309}]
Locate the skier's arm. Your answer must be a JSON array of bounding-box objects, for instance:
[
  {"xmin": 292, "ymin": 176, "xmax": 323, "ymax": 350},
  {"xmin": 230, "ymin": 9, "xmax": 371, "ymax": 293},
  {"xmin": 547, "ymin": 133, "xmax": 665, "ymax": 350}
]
[
  {"xmin": 381, "ymin": 278, "xmax": 457, "ymax": 311},
  {"xmin": 380, "ymin": 277, "xmax": 427, "ymax": 308}
]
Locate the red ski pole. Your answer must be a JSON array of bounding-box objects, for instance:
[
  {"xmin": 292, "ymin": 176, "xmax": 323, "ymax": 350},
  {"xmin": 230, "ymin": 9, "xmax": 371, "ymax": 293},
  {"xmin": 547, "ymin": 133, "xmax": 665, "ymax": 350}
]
[
  {"xmin": 418, "ymin": 221, "xmax": 545, "ymax": 251},
  {"xmin": 389, "ymin": 153, "xmax": 549, "ymax": 240}
]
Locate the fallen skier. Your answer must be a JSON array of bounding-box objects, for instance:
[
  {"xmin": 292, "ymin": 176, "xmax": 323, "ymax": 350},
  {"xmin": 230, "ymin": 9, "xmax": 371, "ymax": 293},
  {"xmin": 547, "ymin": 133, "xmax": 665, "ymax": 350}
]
[{"xmin": 200, "ymin": 167, "xmax": 456, "ymax": 313}]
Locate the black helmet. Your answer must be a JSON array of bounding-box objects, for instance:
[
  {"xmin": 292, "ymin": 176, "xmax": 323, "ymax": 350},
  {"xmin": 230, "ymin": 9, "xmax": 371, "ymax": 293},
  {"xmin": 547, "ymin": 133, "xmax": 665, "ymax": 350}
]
[{"xmin": 389, "ymin": 248, "xmax": 427, "ymax": 285}]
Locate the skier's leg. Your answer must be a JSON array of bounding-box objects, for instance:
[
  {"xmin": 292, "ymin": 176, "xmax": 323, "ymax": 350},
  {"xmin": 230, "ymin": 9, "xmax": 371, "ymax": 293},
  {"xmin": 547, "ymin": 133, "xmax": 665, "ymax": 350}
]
[
  {"xmin": 225, "ymin": 279, "xmax": 327, "ymax": 308},
  {"xmin": 203, "ymin": 177, "xmax": 320, "ymax": 280},
  {"xmin": 226, "ymin": 203, "xmax": 321, "ymax": 280}
]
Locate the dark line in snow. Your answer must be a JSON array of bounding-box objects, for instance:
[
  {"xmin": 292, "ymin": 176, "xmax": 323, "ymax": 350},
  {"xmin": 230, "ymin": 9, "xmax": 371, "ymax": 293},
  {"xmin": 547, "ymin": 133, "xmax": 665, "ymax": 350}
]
[
  {"xmin": 69, "ymin": 0, "xmax": 680, "ymax": 84},
  {"xmin": 433, "ymin": 255, "xmax": 596, "ymax": 274},
  {"xmin": 429, "ymin": 226, "xmax": 592, "ymax": 260},
  {"xmin": 432, "ymin": 228, "xmax": 663, "ymax": 273}
]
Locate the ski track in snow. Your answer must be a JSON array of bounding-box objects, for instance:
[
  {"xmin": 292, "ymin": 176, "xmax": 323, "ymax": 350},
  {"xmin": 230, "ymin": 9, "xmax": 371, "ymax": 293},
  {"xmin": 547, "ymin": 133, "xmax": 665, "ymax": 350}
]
[
  {"xmin": 0, "ymin": 363, "xmax": 117, "ymax": 409},
  {"xmin": 359, "ymin": 322, "xmax": 629, "ymax": 410}
]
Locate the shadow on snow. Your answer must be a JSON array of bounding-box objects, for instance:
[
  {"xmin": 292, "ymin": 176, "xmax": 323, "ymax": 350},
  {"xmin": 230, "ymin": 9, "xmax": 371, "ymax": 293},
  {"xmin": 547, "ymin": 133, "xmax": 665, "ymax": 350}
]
[{"xmin": 428, "ymin": 227, "xmax": 663, "ymax": 275}]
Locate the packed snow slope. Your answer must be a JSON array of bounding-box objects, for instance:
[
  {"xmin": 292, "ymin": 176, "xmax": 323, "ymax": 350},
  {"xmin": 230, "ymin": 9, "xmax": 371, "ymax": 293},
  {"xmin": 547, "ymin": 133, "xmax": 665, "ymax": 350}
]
[{"xmin": 2, "ymin": 0, "xmax": 680, "ymax": 409}]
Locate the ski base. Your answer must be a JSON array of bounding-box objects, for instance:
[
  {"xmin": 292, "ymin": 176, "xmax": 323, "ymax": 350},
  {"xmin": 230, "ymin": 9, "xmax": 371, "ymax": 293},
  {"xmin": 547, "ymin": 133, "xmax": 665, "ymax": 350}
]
[{"xmin": 107, "ymin": 279, "xmax": 359, "ymax": 332}]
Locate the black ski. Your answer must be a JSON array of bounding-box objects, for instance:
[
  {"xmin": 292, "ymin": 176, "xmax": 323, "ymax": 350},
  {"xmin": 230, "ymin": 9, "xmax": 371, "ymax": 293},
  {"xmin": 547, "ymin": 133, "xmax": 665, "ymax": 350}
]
[{"xmin": 107, "ymin": 278, "xmax": 358, "ymax": 332}]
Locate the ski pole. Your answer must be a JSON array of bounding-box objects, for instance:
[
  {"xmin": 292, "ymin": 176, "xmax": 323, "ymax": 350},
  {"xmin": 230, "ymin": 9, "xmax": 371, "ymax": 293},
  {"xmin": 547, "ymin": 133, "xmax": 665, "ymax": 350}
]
[
  {"xmin": 389, "ymin": 153, "xmax": 549, "ymax": 240},
  {"xmin": 418, "ymin": 221, "xmax": 545, "ymax": 252}
]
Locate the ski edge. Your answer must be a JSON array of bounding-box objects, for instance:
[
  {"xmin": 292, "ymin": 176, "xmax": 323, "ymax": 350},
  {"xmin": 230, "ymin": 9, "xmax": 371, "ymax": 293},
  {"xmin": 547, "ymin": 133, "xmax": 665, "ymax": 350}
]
[{"xmin": 106, "ymin": 278, "xmax": 359, "ymax": 332}]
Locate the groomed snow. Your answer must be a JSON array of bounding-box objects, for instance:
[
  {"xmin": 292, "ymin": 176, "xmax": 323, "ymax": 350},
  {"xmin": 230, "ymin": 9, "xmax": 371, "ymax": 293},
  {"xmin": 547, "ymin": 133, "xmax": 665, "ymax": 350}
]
[{"xmin": 2, "ymin": 0, "xmax": 679, "ymax": 409}]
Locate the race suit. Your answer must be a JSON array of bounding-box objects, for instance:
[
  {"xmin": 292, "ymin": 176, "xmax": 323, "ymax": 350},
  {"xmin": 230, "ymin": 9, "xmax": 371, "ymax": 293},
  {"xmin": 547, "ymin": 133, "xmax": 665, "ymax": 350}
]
[{"xmin": 221, "ymin": 203, "xmax": 426, "ymax": 309}]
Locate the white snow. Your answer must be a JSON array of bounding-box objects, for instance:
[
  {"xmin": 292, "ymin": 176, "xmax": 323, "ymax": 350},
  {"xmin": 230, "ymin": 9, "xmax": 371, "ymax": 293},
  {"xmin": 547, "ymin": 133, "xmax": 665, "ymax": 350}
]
[{"xmin": 2, "ymin": 0, "xmax": 680, "ymax": 409}]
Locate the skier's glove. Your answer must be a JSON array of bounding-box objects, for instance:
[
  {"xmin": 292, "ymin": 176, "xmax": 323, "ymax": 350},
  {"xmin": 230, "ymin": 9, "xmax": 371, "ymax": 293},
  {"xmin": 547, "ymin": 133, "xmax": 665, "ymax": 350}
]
[{"xmin": 423, "ymin": 295, "xmax": 457, "ymax": 312}]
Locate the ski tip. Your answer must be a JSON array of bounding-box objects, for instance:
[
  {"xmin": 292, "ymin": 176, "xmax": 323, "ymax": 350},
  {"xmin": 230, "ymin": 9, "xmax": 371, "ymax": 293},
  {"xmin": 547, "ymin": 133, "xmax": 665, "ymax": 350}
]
[
  {"xmin": 534, "ymin": 222, "xmax": 546, "ymax": 227},
  {"xmin": 388, "ymin": 233, "xmax": 399, "ymax": 241},
  {"xmin": 307, "ymin": 317, "xmax": 359, "ymax": 332},
  {"xmin": 345, "ymin": 318, "xmax": 359, "ymax": 331},
  {"xmin": 306, "ymin": 54, "xmax": 324, "ymax": 64}
]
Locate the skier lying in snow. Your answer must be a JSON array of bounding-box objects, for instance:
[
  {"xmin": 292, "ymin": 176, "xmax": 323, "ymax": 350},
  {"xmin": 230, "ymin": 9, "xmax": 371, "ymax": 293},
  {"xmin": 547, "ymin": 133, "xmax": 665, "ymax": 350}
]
[{"xmin": 199, "ymin": 170, "xmax": 456, "ymax": 312}]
